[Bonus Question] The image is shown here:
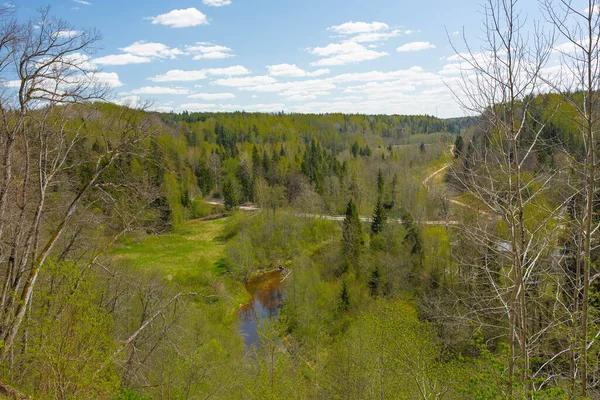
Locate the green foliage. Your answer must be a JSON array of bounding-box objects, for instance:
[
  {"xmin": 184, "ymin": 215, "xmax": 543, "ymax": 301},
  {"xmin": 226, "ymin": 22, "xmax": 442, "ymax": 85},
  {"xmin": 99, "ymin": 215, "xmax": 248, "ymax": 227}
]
[
  {"xmin": 163, "ymin": 172, "xmax": 185, "ymax": 227},
  {"xmin": 341, "ymin": 199, "xmax": 364, "ymax": 271},
  {"xmin": 377, "ymin": 168, "xmax": 384, "ymax": 197},
  {"xmin": 223, "ymin": 175, "xmax": 238, "ymax": 211},
  {"xmin": 370, "ymin": 197, "xmax": 386, "ymax": 236},
  {"xmin": 190, "ymin": 195, "xmax": 212, "ymax": 219},
  {"xmin": 369, "ymin": 265, "xmax": 382, "ymax": 297},
  {"xmin": 338, "ymin": 281, "xmax": 350, "ymax": 312}
]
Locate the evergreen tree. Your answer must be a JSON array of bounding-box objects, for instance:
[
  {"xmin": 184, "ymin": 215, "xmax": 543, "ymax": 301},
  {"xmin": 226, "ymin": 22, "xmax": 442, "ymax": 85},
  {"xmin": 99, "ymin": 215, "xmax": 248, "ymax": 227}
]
[
  {"xmin": 402, "ymin": 211, "xmax": 424, "ymax": 268},
  {"xmin": 371, "ymin": 197, "xmax": 386, "ymax": 236},
  {"xmin": 377, "ymin": 169, "xmax": 384, "ymax": 197},
  {"xmin": 368, "ymin": 266, "xmax": 382, "ymax": 297},
  {"xmin": 252, "ymin": 146, "xmax": 261, "ymax": 176},
  {"xmin": 390, "ymin": 173, "xmax": 399, "ymax": 208},
  {"xmin": 338, "ymin": 281, "xmax": 350, "ymax": 311},
  {"xmin": 342, "ymin": 199, "xmax": 363, "ymax": 267},
  {"xmin": 454, "ymin": 134, "xmax": 464, "ymax": 158},
  {"xmin": 351, "ymin": 142, "xmax": 359, "ymax": 157},
  {"xmin": 222, "ymin": 177, "xmax": 237, "ymax": 211}
]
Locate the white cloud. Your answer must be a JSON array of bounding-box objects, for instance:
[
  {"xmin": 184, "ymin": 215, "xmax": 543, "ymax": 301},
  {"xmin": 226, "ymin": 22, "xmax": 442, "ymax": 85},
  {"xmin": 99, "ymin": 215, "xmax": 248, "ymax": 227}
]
[
  {"xmin": 128, "ymin": 86, "xmax": 190, "ymax": 95},
  {"xmin": 397, "ymin": 41, "xmax": 436, "ymax": 52},
  {"xmin": 203, "ymin": 0, "xmax": 231, "ymax": 6},
  {"xmin": 121, "ymin": 41, "xmax": 184, "ymax": 59},
  {"xmin": 187, "ymin": 43, "xmax": 234, "ymax": 60},
  {"xmin": 350, "ymin": 30, "xmax": 401, "ymax": 43},
  {"xmin": 93, "ymin": 72, "xmax": 123, "ymax": 88},
  {"xmin": 188, "ymin": 92, "xmax": 236, "ymax": 100},
  {"xmin": 152, "ymin": 105, "xmax": 175, "ymax": 112},
  {"xmin": 218, "ymin": 103, "xmax": 287, "ymax": 112},
  {"xmin": 114, "ymin": 95, "xmax": 141, "ymax": 107},
  {"xmin": 179, "ymin": 102, "xmax": 286, "ymax": 112},
  {"xmin": 212, "ymin": 75, "xmax": 277, "ymax": 87},
  {"xmin": 149, "ymin": 66, "xmax": 250, "ymax": 82},
  {"xmin": 56, "ymin": 30, "xmax": 80, "ymax": 38},
  {"xmin": 309, "ymin": 21, "xmax": 402, "ymax": 66},
  {"xmin": 266, "ymin": 64, "xmax": 330, "ymax": 77},
  {"xmin": 328, "ymin": 21, "xmax": 389, "ymax": 35},
  {"xmin": 73, "ymin": 0, "xmax": 91, "ymax": 5},
  {"xmin": 310, "ymin": 41, "xmax": 388, "ymax": 66},
  {"xmin": 94, "ymin": 53, "xmax": 152, "ymax": 66},
  {"xmin": 147, "ymin": 8, "xmax": 208, "ymax": 28},
  {"xmin": 179, "ymin": 102, "xmax": 217, "ymax": 111}
]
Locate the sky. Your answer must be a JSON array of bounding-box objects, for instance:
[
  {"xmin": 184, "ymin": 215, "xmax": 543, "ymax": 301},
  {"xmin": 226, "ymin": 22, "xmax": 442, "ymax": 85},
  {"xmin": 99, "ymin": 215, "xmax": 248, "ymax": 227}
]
[{"xmin": 13, "ymin": 0, "xmax": 550, "ymax": 117}]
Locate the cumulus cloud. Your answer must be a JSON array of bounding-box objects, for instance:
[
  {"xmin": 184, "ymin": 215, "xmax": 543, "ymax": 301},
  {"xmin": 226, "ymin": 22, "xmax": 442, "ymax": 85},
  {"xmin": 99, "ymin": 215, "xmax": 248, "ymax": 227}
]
[
  {"xmin": 266, "ymin": 64, "xmax": 330, "ymax": 77},
  {"xmin": 55, "ymin": 30, "xmax": 81, "ymax": 38},
  {"xmin": 187, "ymin": 43, "xmax": 234, "ymax": 60},
  {"xmin": 213, "ymin": 75, "xmax": 278, "ymax": 87},
  {"xmin": 327, "ymin": 21, "xmax": 389, "ymax": 35},
  {"xmin": 309, "ymin": 21, "xmax": 407, "ymax": 66},
  {"xmin": 188, "ymin": 92, "xmax": 236, "ymax": 100},
  {"xmin": 310, "ymin": 41, "xmax": 388, "ymax": 66},
  {"xmin": 122, "ymin": 41, "xmax": 184, "ymax": 59},
  {"xmin": 149, "ymin": 66, "xmax": 250, "ymax": 82},
  {"xmin": 94, "ymin": 54, "xmax": 152, "ymax": 66},
  {"xmin": 128, "ymin": 86, "xmax": 190, "ymax": 95},
  {"xmin": 93, "ymin": 72, "xmax": 123, "ymax": 88},
  {"xmin": 93, "ymin": 41, "xmax": 184, "ymax": 66},
  {"xmin": 179, "ymin": 102, "xmax": 285, "ymax": 112},
  {"xmin": 203, "ymin": 0, "xmax": 232, "ymax": 6},
  {"xmin": 93, "ymin": 41, "xmax": 233, "ymax": 66},
  {"xmin": 397, "ymin": 41, "xmax": 436, "ymax": 52},
  {"xmin": 147, "ymin": 8, "xmax": 208, "ymax": 28}
]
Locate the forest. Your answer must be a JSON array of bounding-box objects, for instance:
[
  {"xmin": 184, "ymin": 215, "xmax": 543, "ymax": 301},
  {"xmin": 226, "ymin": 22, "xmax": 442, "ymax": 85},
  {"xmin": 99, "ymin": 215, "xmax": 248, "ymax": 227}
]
[{"xmin": 1, "ymin": 0, "xmax": 600, "ymax": 399}]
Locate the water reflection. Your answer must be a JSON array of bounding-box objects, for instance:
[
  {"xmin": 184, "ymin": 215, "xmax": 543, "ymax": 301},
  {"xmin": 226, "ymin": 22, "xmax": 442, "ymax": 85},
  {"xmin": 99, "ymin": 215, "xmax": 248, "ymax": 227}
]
[{"xmin": 238, "ymin": 269, "xmax": 285, "ymax": 349}]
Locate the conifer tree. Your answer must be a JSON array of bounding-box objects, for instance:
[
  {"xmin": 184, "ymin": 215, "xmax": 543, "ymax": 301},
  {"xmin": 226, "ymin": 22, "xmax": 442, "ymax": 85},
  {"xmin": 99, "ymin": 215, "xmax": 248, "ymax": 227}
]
[
  {"xmin": 369, "ymin": 266, "xmax": 382, "ymax": 297},
  {"xmin": 371, "ymin": 197, "xmax": 386, "ymax": 236},
  {"xmin": 222, "ymin": 177, "xmax": 237, "ymax": 211},
  {"xmin": 338, "ymin": 281, "xmax": 350, "ymax": 311},
  {"xmin": 342, "ymin": 199, "xmax": 363, "ymax": 266},
  {"xmin": 454, "ymin": 134, "xmax": 464, "ymax": 158},
  {"xmin": 377, "ymin": 169, "xmax": 384, "ymax": 197}
]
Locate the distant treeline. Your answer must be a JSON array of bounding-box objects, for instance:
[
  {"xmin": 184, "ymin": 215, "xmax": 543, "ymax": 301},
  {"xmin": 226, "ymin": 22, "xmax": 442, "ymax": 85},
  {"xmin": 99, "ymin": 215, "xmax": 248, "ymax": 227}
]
[{"xmin": 161, "ymin": 111, "xmax": 475, "ymax": 151}]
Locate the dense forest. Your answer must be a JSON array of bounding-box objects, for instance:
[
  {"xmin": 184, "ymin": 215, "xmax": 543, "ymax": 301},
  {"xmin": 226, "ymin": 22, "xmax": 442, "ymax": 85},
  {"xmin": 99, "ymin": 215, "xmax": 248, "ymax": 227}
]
[{"xmin": 1, "ymin": 0, "xmax": 600, "ymax": 399}]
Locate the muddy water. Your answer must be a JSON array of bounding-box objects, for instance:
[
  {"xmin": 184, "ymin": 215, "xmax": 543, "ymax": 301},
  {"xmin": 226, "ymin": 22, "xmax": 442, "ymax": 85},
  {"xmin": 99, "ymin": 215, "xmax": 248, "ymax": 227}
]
[{"xmin": 238, "ymin": 269, "xmax": 286, "ymax": 349}]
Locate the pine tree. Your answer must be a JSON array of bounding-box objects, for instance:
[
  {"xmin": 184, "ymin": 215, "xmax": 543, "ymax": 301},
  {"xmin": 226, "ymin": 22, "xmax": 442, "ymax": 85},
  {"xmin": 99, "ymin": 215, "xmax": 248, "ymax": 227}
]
[
  {"xmin": 252, "ymin": 146, "xmax": 261, "ymax": 176},
  {"xmin": 342, "ymin": 199, "xmax": 363, "ymax": 266},
  {"xmin": 222, "ymin": 177, "xmax": 237, "ymax": 211},
  {"xmin": 371, "ymin": 197, "xmax": 386, "ymax": 236},
  {"xmin": 369, "ymin": 266, "xmax": 382, "ymax": 297},
  {"xmin": 454, "ymin": 134, "xmax": 464, "ymax": 158},
  {"xmin": 338, "ymin": 281, "xmax": 350, "ymax": 311},
  {"xmin": 377, "ymin": 169, "xmax": 384, "ymax": 197},
  {"xmin": 390, "ymin": 173, "xmax": 399, "ymax": 208}
]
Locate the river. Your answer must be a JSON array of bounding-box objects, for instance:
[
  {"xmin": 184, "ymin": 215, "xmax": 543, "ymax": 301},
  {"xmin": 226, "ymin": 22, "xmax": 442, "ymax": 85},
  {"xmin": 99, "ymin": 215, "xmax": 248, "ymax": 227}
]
[{"xmin": 238, "ymin": 269, "xmax": 286, "ymax": 349}]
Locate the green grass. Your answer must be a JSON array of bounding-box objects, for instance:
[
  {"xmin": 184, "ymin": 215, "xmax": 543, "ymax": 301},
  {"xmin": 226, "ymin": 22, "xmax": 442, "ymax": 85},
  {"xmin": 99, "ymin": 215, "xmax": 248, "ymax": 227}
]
[{"xmin": 111, "ymin": 216, "xmax": 250, "ymax": 311}]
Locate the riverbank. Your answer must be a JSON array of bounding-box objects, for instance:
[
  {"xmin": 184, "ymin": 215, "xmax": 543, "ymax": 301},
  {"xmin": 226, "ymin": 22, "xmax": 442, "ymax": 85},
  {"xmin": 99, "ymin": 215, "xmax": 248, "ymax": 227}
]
[{"xmin": 110, "ymin": 216, "xmax": 251, "ymax": 318}]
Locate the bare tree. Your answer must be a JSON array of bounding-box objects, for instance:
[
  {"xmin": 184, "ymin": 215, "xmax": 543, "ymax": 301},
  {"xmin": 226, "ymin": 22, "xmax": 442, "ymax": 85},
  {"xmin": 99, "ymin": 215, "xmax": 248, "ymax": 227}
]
[
  {"xmin": 447, "ymin": 0, "xmax": 565, "ymax": 397},
  {"xmin": 0, "ymin": 8, "xmax": 153, "ymax": 359},
  {"xmin": 541, "ymin": 1, "xmax": 600, "ymax": 397}
]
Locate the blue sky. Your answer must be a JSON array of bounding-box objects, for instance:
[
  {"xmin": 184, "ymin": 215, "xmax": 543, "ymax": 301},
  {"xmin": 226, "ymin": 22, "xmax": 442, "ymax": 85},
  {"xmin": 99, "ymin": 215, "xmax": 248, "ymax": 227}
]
[{"xmin": 14, "ymin": 0, "xmax": 546, "ymax": 117}]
